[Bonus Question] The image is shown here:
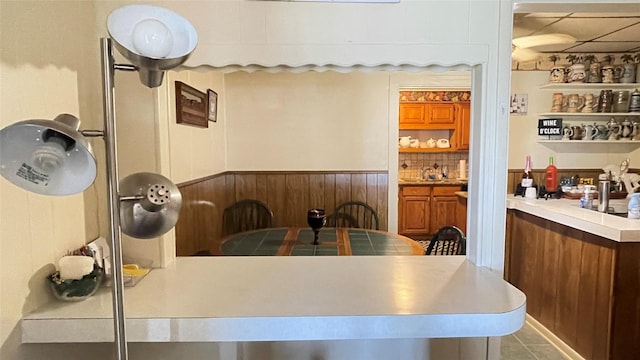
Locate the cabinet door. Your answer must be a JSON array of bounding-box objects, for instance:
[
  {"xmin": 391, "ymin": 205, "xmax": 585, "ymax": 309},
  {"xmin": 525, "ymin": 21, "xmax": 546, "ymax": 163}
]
[
  {"xmin": 426, "ymin": 103, "xmax": 456, "ymax": 128},
  {"xmin": 398, "ymin": 186, "xmax": 431, "ymax": 235},
  {"xmin": 431, "ymin": 195, "xmax": 458, "ymax": 233},
  {"xmin": 456, "ymin": 195, "xmax": 467, "ymax": 234},
  {"xmin": 399, "ymin": 103, "xmax": 426, "ymax": 128},
  {"xmin": 455, "ymin": 103, "xmax": 471, "ymax": 150}
]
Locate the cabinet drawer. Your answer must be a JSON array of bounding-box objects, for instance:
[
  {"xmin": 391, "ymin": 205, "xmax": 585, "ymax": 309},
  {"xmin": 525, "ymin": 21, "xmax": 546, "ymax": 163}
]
[
  {"xmin": 402, "ymin": 186, "xmax": 431, "ymax": 196},
  {"xmin": 432, "ymin": 185, "xmax": 460, "ymax": 196}
]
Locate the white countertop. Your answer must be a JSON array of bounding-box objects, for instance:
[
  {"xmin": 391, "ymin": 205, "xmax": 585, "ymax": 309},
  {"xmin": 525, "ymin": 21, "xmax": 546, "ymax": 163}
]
[
  {"xmin": 23, "ymin": 256, "xmax": 525, "ymax": 343},
  {"xmin": 506, "ymin": 195, "xmax": 640, "ymax": 242}
]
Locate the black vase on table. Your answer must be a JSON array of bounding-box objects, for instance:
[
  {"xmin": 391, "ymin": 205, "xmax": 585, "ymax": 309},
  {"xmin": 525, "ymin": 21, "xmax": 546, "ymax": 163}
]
[{"xmin": 307, "ymin": 208, "xmax": 326, "ymax": 245}]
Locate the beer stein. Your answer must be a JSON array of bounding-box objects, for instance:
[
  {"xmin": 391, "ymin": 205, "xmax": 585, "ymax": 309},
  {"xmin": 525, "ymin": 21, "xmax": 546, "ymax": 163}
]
[
  {"xmin": 550, "ymin": 93, "xmax": 567, "ymax": 112},
  {"xmin": 587, "ymin": 62, "xmax": 602, "ymax": 83},
  {"xmin": 629, "ymin": 88, "xmax": 640, "ymax": 113},
  {"xmin": 597, "ymin": 90, "xmax": 613, "ymax": 113},
  {"xmin": 612, "ymin": 91, "xmax": 630, "ymax": 113},
  {"xmin": 567, "ymin": 93, "xmax": 585, "ymax": 113},
  {"xmin": 567, "ymin": 63, "xmax": 586, "ymax": 83},
  {"xmin": 620, "ymin": 63, "xmax": 636, "ymax": 84},
  {"xmin": 549, "ymin": 66, "xmax": 566, "ymax": 83},
  {"xmin": 582, "ymin": 93, "xmax": 597, "ymax": 113},
  {"xmin": 601, "ymin": 65, "xmax": 623, "ymax": 84},
  {"xmin": 582, "ymin": 123, "xmax": 599, "ymax": 141},
  {"xmin": 562, "ymin": 126, "xmax": 573, "ymax": 141},
  {"xmin": 570, "ymin": 125, "xmax": 584, "ymax": 140}
]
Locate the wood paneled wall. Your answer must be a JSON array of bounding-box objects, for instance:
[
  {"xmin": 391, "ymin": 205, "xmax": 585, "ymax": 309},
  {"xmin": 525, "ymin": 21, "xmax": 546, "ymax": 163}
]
[
  {"xmin": 505, "ymin": 210, "xmax": 640, "ymax": 360},
  {"xmin": 175, "ymin": 171, "xmax": 388, "ymax": 256}
]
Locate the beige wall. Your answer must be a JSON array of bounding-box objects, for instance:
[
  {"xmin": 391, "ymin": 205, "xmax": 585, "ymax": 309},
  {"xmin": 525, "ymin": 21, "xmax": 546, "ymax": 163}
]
[{"xmin": 0, "ymin": 1, "xmax": 101, "ymax": 358}]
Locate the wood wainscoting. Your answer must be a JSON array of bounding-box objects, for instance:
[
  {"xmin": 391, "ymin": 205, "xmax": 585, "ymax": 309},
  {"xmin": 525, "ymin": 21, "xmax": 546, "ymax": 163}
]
[
  {"xmin": 505, "ymin": 210, "xmax": 640, "ymax": 360},
  {"xmin": 175, "ymin": 171, "xmax": 388, "ymax": 256}
]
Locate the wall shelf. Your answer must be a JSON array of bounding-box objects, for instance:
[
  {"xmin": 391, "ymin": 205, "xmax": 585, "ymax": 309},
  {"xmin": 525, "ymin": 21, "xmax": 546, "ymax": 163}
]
[
  {"xmin": 536, "ymin": 139, "xmax": 640, "ymax": 153},
  {"xmin": 539, "ymin": 83, "xmax": 639, "ymax": 90},
  {"xmin": 538, "ymin": 112, "xmax": 640, "ymax": 118},
  {"xmin": 398, "ymin": 148, "xmax": 464, "ymax": 153}
]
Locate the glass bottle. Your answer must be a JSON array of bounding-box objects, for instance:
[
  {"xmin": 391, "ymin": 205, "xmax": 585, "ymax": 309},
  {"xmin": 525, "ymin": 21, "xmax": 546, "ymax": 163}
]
[
  {"xmin": 521, "ymin": 155, "xmax": 533, "ymax": 188},
  {"xmin": 544, "ymin": 156, "xmax": 558, "ymax": 192}
]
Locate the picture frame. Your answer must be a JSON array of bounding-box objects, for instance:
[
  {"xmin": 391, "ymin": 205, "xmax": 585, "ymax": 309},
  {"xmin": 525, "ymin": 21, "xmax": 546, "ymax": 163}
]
[
  {"xmin": 207, "ymin": 89, "xmax": 218, "ymax": 122},
  {"xmin": 175, "ymin": 81, "xmax": 208, "ymax": 128}
]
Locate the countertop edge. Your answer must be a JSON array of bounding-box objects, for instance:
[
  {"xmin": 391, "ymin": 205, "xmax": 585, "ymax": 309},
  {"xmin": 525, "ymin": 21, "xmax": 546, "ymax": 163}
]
[
  {"xmin": 506, "ymin": 195, "xmax": 640, "ymax": 242},
  {"xmin": 22, "ymin": 257, "xmax": 526, "ymax": 343}
]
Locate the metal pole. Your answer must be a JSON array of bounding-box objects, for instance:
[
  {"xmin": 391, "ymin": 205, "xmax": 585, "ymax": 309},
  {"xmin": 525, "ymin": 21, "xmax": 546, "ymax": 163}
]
[{"xmin": 100, "ymin": 37, "xmax": 128, "ymax": 360}]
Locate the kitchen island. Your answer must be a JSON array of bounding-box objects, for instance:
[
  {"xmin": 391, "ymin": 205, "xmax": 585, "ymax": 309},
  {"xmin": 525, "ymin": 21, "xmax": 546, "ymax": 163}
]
[
  {"xmin": 505, "ymin": 195, "xmax": 640, "ymax": 360},
  {"xmin": 22, "ymin": 256, "xmax": 525, "ymax": 360}
]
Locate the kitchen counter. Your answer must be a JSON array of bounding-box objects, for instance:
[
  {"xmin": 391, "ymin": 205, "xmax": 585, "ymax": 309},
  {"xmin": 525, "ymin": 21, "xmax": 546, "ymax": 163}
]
[
  {"xmin": 22, "ymin": 256, "xmax": 525, "ymax": 343},
  {"xmin": 455, "ymin": 191, "xmax": 468, "ymax": 199},
  {"xmin": 399, "ymin": 178, "xmax": 468, "ymax": 186},
  {"xmin": 506, "ymin": 195, "xmax": 640, "ymax": 242}
]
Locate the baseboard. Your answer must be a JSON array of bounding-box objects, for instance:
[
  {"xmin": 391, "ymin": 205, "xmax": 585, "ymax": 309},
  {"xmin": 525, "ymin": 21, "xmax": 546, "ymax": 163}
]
[{"xmin": 525, "ymin": 315, "xmax": 586, "ymax": 360}]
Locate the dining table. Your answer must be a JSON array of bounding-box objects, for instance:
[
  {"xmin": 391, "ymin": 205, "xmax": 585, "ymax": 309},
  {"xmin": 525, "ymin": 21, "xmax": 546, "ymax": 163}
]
[{"xmin": 214, "ymin": 227, "xmax": 424, "ymax": 256}]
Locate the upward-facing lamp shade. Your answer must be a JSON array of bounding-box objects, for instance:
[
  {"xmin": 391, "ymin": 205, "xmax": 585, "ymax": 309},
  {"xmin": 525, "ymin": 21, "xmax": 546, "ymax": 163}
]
[
  {"xmin": 0, "ymin": 114, "xmax": 96, "ymax": 196},
  {"xmin": 107, "ymin": 4, "xmax": 198, "ymax": 88}
]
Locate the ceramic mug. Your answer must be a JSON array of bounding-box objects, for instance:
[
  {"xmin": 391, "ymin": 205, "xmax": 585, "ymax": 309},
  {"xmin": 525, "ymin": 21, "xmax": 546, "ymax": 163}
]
[
  {"xmin": 620, "ymin": 64, "xmax": 636, "ymax": 84},
  {"xmin": 562, "ymin": 126, "xmax": 573, "ymax": 140},
  {"xmin": 567, "ymin": 64, "xmax": 586, "ymax": 83},
  {"xmin": 601, "ymin": 65, "xmax": 623, "ymax": 84},
  {"xmin": 587, "ymin": 62, "xmax": 602, "ymax": 83},
  {"xmin": 567, "ymin": 93, "xmax": 585, "ymax": 113},
  {"xmin": 582, "ymin": 93, "xmax": 597, "ymax": 113},
  {"xmin": 550, "ymin": 93, "xmax": 567, "ymax": 112},
  {"xmin": 549, "ymin": 66, "xmax": 566, "ymax": 83}
]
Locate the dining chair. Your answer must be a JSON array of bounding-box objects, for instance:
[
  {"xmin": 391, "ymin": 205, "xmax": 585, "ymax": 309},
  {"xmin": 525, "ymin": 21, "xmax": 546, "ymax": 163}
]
[
  {"xmin": 328, "ymin": 201, "xmax": 380, "ymax": 230},
  {"xmin": 425, "ymin": 225, "xmax": 466, "ymax": 255},
  {"xmin": 221, "ymin": 199, "xmax": 274, "ymax": 236}
]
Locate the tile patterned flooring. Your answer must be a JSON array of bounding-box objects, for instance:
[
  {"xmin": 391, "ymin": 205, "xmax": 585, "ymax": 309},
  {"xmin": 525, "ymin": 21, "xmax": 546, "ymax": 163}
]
[{"xmin": 501, "ymin": 323, "xmax": 569, "ymax": 360}]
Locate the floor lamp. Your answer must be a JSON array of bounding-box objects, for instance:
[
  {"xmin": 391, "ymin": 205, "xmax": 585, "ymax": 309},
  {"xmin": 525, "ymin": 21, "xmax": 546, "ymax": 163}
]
[{"xmin": 0, "ymin": 5, "xmax": 197, "ymax": 360}]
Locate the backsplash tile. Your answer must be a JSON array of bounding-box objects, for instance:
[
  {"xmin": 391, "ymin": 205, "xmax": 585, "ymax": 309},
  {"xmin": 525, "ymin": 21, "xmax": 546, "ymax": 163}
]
[{"xmin": 399, "ymin": 153, "xmax": 469, "ymax": 180}]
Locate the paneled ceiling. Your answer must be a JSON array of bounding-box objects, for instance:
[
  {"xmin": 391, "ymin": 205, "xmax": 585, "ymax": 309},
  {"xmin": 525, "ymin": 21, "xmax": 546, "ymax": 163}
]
[{"xmin": 513, "ymin": 12, "xmax": 640, "ymax": 54}]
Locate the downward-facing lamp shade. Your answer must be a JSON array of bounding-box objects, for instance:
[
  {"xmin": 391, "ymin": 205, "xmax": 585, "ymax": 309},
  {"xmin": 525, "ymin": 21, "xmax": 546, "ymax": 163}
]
[
  {"xmin": 0, "ymin": 114, "xmax": 96, "ymax": 196},
  {"xmin": 107, "ymin": 4, "xmax": 198, "ymax": 88}
]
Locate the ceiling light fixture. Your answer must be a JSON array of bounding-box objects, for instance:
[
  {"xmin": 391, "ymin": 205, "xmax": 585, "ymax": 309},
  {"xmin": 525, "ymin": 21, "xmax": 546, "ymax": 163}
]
[
  {"xmin": 0, "ymin": 5, "xmax": 197, "ymax": 360},
  {"xmin": 512, "ymin": 33, "xmax": 576, "ymax": 62}
]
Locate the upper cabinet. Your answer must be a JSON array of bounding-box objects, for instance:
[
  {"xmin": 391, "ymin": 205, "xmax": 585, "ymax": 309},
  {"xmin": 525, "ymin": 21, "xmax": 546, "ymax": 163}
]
[
  {"xmin": 399, "ymin": 102, "xmax": 456, "ymax": 129},
  {"xmin": 455, "ymin": 103, "xmax": 471, "ymax": 150}
]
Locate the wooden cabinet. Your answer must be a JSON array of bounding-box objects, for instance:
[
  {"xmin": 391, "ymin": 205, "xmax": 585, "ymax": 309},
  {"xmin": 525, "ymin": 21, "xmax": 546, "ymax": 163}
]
[
  {"xmin": 505, "ymin": 210, "xmax": 640, "ymax": 360},
  {"xmin": 455, "ymin": 103, "xmax": 471, "ymax": 150},
  {"xmin": 455, "ymin": 194, "xmax": 467, "ymax": 234},
  {"xmin": 399, "ymin": 186, "xmax": 431, "ymax": 236},
  {"xmin": 399, "ymin": 185, "xmax": 463, "ymax": 238},
  {"xmin": 399, "ymin": 103, "xmax": 456, "ymax": 129},
  {"xmin": 431, "ymin": 186, "xmax": 459, "ymax": 232}
]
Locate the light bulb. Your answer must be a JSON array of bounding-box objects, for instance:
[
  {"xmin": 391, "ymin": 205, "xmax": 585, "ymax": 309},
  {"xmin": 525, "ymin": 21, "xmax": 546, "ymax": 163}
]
[
  {"xmin": 31, "ymin": 141, "xmax": 66, "ymax": 174},
  {"xmin": 132, "ymin": 19, "xmax": 173, "ymax": 58}
]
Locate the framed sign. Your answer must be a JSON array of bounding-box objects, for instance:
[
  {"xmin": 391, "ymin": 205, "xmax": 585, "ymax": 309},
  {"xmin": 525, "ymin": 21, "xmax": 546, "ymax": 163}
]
[
  {"xmin": 207, "ymin": 89, "xmax": 218, "ymax": 122},
  {"xmin": 175, "ymin": 81, "xmax": 208, "ymax": 128}
]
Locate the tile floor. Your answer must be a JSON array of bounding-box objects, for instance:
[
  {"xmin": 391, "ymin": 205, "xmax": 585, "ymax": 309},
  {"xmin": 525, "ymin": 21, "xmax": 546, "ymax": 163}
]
[{"xmin": 501, "ymin": 322, "xmax": 569, "ymax": 360}]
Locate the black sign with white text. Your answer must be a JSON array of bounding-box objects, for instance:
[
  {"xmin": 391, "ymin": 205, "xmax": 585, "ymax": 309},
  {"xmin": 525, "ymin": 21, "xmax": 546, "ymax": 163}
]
[{"xmin": 538, "ymin": 118, "xmax": 562, "ymax": 136}]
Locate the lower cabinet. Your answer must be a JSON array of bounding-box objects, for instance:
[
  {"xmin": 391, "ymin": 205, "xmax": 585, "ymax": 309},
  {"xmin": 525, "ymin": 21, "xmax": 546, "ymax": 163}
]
[
  {"xmin": 399, "ymin": 185, "xmax": 462, "ymax": 238},
  {"xmin": 505, "ymin": 210, "xmax": 640, "ymax": 360}
]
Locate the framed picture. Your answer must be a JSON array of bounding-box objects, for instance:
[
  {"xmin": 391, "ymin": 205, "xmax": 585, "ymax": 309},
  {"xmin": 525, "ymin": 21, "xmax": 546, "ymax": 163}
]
[
  {"xmin": 207, "ymin": 89, "xmax": 218, "ymax": 122},
  {"xmin": 175, "ymin": 81, "xmax": 208, "ymax": 128}
]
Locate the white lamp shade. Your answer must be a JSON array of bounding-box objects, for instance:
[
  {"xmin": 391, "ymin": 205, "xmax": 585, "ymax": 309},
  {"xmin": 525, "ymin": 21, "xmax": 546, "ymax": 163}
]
[
  {"xmin": 107, "ymin": 5, "xmax": 198, "ymax": 88},
  {"xmin": 0, "ymin": 115, "xmax": 96, "ymax": 196}
]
